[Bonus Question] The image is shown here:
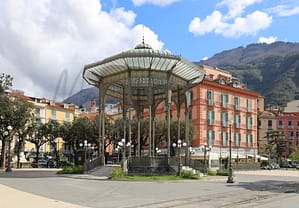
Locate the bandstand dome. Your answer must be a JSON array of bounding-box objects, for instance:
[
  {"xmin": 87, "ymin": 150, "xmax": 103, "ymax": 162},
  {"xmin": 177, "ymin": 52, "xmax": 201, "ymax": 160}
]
[{"xmin": 83, "ymin": 42, "xmax": 205, "ymax": 107}]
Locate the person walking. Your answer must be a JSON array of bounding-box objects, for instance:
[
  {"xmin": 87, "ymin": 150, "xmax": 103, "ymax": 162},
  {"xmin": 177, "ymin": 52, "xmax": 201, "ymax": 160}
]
[{"xmin": 104, "ymin": 138, "xmax": 113, "ymax": 165}]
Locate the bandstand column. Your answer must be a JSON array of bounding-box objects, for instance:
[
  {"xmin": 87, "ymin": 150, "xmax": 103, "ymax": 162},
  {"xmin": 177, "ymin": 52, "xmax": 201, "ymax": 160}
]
[
  {"xmin": 167, "ymin": 89, "xmax": 172, "ymax": 158},
  {"xmin": 99, "ymin": 87, "xmax": 106, "ymax": 165},
  {"xmin": 185, "ymin": 91, "xmax": 191, "ymax": 161}
]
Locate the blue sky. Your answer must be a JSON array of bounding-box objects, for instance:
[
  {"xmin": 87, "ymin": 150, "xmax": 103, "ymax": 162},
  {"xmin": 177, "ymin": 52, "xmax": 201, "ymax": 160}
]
[
  {"xmin": 1, "ymin": 0, "xmax": 299, "ymax": 100},
  {"xmin": 101, "ymin": 0, "xmax": 299, "ymax": 61}
]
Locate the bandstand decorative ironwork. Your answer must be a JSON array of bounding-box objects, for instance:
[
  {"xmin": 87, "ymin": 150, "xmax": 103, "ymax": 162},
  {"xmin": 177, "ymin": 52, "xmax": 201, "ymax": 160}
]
[{"xmin": 83, "ymin": 42, "xmax": 205, "ymax": 167}]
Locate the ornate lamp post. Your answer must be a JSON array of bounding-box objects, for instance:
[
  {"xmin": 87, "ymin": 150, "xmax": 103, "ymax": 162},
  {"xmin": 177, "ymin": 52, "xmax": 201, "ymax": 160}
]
[
  {"xmin": 79, "ymin": 140, "xmax": 91, "ymax": 167},
  {"xmin": 116, "ymin": 138, "xmax": 126, "ymax": 165},
  {"xmin": 202, "ymin": 142, "xmax": 212, "ymax": 176},
  {"xmin": 172, "ymin": 139, "xmax": 187, "ymax": 176},
  {"xmin": 227, "ymin": 122, "xmax": 234, "ymax": 183},
  {"xmin": 5, "ymin": 125, "xmax": 13, "ymax": 172}
]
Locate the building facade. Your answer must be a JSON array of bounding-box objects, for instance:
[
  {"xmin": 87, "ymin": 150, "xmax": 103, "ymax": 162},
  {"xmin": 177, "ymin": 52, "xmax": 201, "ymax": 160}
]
[
  {"xmin": 8, "ymin": 91, "xmax": 77, "ymax": 162},
  {"xmin": 152, "ymin": 65, "xmax": 261, "ymax": 166}
]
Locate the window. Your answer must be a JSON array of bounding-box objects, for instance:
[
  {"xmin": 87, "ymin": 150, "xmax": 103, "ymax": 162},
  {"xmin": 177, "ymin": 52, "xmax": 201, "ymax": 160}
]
[
  {"xmin": 247, "ymin": 134, "xmax": 253, "ymax": 147},
  {"xmin": 65, "ymin": 112, "xmax": 70, "ymax": 122},
  {"xmin": 207, "ymin": 130, "xmax": 215, "ymax": 145},
  {"xmin": 234, "ymin": 133, "xmax": 241, "ymax": 147},
  {"xmin": 207, "ymin": 110, "xmax": 215, "ymax": 125},
  {"xmin": 288, "ymin": 131, "xmax": 294, "ymax": 140},
  {"xmin": 235, "ymin": 114, "xmax": 241, "ymax": 128},
  {"xmin": 51, "ymin": 110, "xmax": 56, "ymax": 120},
  {"xmin": 190, "ymin": 91, "xmax": 193, "ymax": 105},
  {"xmin": 186, "ymin": 91, "xmax": 193, "ymax": 106},
  {"xmin": 278, "ymin": 120, "xmax": 283, "ymax": 128},
  {"xmin": 247, "ymin": 116, "xmax": 253, "ymax": 130},
  {"xmin": 35, "ymin": 108, "xmax": 41, "ymax": 118},
  {"xmin": 297, "ymin": 121, "xmax": 299, "ymax": 129},
  {"xmin": 258, "ymin": 120, "xmax": 261, "ymax": 128},
  {"xmin": 247, "ymin": 99, "xmax": 252, "ymax": 112},
  {"xmin": 207, "ymin": 90, "xmax": 214, "ymax": 105},
  {"xmin": 221, "ymin": 94, "xmax": 229, "ymax": 108},
  {"xmin": 222, "ymin": 112, "xmax": 228, "ymax": 127},
  {"xmin": 234, "ymin": 96, "xmax": 240, "ymax": 110},
  {"xmin": 288, "ymin": 121, "xmax": 293, "ymax": 129},
  {"xmin": 222, "ymin": 131, "xmax": 228, "ymax": 146},
  {"xmin": 268, "ymin": 120, "xmax": 273, "ymax": 129}
]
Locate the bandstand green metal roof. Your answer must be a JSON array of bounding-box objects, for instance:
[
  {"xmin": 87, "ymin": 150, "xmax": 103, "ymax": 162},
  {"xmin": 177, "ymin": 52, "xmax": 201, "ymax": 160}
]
[{"xmin": 83, "ymin": 43, "xmax": 205, "ymax": 106}]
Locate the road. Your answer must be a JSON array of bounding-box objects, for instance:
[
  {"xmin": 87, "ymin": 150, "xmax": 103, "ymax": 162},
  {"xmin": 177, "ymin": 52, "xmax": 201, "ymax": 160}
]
[{"xmin": 0, "ymin": 169, "xmax": 299, "ymax": 208}]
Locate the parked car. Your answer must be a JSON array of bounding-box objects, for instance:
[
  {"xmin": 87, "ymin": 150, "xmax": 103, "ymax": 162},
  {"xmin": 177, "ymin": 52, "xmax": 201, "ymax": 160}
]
[
  {"xmin": 31, "ymin": 159, "xmax": 48, "ymax": 168},
  {"xmin": 270, "ymin": 163, "xmax": 280, "ymax": 169},
  {"xmin": 261, "ymin": 163, "xmax": 280, "ymax": 170}
]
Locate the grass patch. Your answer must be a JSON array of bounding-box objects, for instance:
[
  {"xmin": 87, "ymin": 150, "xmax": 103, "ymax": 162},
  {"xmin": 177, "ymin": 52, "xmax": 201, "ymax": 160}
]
[
  {"xmin": 111, "ymin": 167, "xmax": 200, "ymax": 180},
  {"xmin": 56, "ymin": 165, "xmax": 84, "ymax": 174}
]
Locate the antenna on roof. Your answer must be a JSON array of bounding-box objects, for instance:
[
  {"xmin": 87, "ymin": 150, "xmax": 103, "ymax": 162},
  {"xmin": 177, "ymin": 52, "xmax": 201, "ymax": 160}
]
[{"xmin": 142, "ymin": 25, "xmax": 145, "ymax": 44}]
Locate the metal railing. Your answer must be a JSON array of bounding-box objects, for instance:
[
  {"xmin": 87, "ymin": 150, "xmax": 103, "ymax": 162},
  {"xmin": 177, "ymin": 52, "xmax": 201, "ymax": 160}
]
[{"xmin": 84, "ymin": 157, "xmax": 102, "ymax": 173}]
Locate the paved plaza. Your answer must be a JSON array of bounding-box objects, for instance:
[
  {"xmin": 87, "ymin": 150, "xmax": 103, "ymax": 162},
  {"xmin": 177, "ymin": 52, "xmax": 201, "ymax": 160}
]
[{"xmin": 0, "ymin": 168, "xmax": 299, "ymax": 208}]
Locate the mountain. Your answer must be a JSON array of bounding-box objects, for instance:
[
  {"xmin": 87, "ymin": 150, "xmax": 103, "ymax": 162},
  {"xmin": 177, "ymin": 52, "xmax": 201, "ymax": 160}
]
[
  {"xmin": 65, "ymin": 41, "xmax": 299, "ymax": 107},
  {"xmin": 63, "ymin": 87, "xmax": 117, "ymax": 107},
  {"xmin": 199, "ymin": 41, "xmax": 299, "ymax": 107},
  {"xmin": 64, "ymin": 87, "xmax": 99, "ymax": 107}
]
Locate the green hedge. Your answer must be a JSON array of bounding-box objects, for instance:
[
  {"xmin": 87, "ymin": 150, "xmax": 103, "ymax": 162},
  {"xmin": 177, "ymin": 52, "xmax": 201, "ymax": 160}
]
[
  {"xmin": 111, "ymin": 167, "xmax": 124, "ymax": 178},
  {"xmin": 216, "ymin": 169, "xmax": 229, "ymax": 176},
  {"xmin": 180, "ymin": 169, "xmax": 200, "ymax": 179},
  {"xmin": 56, "ymin": 165, "xmax": 84, "ymax": 174}
]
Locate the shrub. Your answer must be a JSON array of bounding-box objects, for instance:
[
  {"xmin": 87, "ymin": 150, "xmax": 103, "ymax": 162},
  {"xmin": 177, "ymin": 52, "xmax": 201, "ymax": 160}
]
[
  {"xmin": 180, "ymin": 169, "xmax": 200, "ymax": 179},
  {"xmin": 207, "ymin": 168, "xmax": 217, "ymax": 176},
  {"xmin": 216, "ymin": 169, "xmax": 229, "ymax": 176},
  {"xmin": 111, "ymin": 167, "xmax": 124, "ymax": 178},
  {"xmin": 57, "ymin": 165, "xmax": 84, "ymax": 174}
]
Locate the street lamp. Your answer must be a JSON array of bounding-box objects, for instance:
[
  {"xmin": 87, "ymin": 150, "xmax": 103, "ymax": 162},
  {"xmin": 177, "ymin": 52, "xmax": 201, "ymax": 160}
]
[
  {"xmin": 172, "ymin": 139, "xmax": 187, "ymax": 176},
  {"xmin": 5, "ymin": 125, "xmax": 13, "ymax": 172},
  {"xmin": 116, "ymin": 139, "xmax": 124, "ymax": 163},
  {"xmin": 79, "ymin": 140, "xmax": 91, "ymax": 166},
  {"xmin": 227, "ymin": 122, "xmax": 234, "ymax": 183},
  {"xmin": 201, "ymin": 142, "xmax": 212, "ymax": 176},
  {"xmin": 188, "ymin": 146, "xmax": 195, "ymax": 166}
]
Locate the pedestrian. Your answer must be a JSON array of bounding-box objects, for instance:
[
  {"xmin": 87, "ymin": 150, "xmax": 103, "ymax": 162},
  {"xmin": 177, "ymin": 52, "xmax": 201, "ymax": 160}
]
[{"xmin": 104, "ymin": 138, "xmax": 113, "ymax": 164}]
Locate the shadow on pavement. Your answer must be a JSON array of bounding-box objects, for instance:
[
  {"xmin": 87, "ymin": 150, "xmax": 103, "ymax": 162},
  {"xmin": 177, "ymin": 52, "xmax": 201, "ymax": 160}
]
[
  {"xmin": 0, "ymin": 169, "xmax": 60, "ymax": 178},
  {"xmin": 237, "ymin": 180, "xmax": 299, "ymax": 194}
]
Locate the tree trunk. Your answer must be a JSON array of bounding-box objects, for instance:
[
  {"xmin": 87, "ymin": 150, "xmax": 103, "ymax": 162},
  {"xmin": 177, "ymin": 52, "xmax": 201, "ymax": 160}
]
[{"xmin": 1, "ymin": 138, "xmax": 6, "ymax": 168}]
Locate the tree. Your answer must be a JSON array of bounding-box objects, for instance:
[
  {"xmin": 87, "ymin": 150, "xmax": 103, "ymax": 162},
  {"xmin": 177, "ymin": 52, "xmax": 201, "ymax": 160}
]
[
  {"xmin": 0, "ymin": 73, "xmax": 13, "ymax": 95},
  {"xmin": 111, "ymin": 117, "xmax": 196, "ymax": 156},
  {"xmin": 68, "ymin": 117, "xmax": 97, "ymax": 164},
  {"xmin": 26, "ymin": 123, "xmax": 49, "ymax": 164},
  {"xmin": 0, "ymin": 96, "xmax": 34, "ymax": 167},
  {"xmin": 45, "ymin": 120, "xmax": 61, "ymax": 167},
  {"xmin": 265, "ymin": 130, "xmax": 288, "ymax": 163},
  {"xmin": 59, "ymin": 121, "xmax": 72, "ymax": 162},
  {"xmin": 289, "ymin": 148, "xmax": 299, "ymax": 161},
  {"xmin": 13, "ymin": 128, "xmax": 33, "ymax": 168}
]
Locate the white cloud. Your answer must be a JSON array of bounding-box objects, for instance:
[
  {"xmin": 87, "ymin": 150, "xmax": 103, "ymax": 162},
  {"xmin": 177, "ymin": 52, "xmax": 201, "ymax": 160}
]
[
  {"xmin": 189, "ymin": 11, "xmax": 227, "ymax": 35},
  {"xmin": 223, "ymin": 11, "xmax": 272, "ymax": 37},
  {"xmin": 189, "ymin": 0, "xmax": 271, "ymax": 38},
  {"xmin": 258, "ymin": 36, "xmax": 277, "ymax": 44},
  {"xmin": 269, "ymin": 5, "xmax": 299, "ymax": 16},
  {"xmin": 0, "ymin": 0, "xmax": 163, "ymax": 101},
  {"xmin": 189, "ymin": 10, "xmax": 271, "ymax": 37},
  {"xmin": 217, "ymin": 0, "xmax": 263, "ymax": 19},
  {"xmin": 132, "ymin": 0, "xmax": 181, "ymax": 7}
]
